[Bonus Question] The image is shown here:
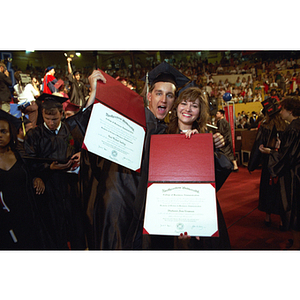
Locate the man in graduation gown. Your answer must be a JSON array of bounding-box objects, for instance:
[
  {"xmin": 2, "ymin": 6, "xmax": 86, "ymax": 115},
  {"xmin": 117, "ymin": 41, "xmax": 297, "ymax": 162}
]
[
  {"xmin": 23, "ymin": 93, "xmax": 86, "ymax": 249},
  {"xmin": 78, "ymin": 64, "xmax": 190, "ymax": 249},
  {"xmin": 67, "ymin": 57, "xmax": 89, "ymax": 108}
]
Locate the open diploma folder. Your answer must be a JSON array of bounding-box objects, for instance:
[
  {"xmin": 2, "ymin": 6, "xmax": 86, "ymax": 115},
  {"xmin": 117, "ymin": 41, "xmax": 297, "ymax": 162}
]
[
  {"xmin": 143, "ymin": 134, "xmax": 219, "ymax": 237},
  {"xmin": 82, "ymin": 70, "xmax": 146, "ymax": 172}
]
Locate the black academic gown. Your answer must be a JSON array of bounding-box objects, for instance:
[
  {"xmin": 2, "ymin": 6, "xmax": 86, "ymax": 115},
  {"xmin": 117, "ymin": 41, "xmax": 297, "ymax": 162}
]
[
  {"xmin": 268, "ymin": 118, "xmax": 300, "ymax": 231},
  {"xmin": 23, "ymin": 122, "xmax": 86, "ymax": 249},
  {"xmin": 0, "ymin": 153, "xmax": 51, "ymax": 250},
  {"xmin": 248, "ymin": 123, "xmax": 285, "ymax": 215},
  {"xmin": 79, "ymin": 107, "xmax": 167, "ymax": 249},
  {"xmin": 67, "ymin": 74, "xmax": 88, "ymax": 107}
]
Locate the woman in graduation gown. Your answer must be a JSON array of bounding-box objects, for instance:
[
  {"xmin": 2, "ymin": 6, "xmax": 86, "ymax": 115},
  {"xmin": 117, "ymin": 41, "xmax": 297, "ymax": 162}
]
[
  {"xmin": 143, "ymin": 86, "xmax": 232, "ymax": 250},
  {"xmin": 248, "ymin": 98, "xmax": 287, "ymax": 227},
  {"xmin": 0, "ymin": 112, "xmax": 49, "ymax": 249},
  {"xmin": 259, "ymin": 96, "xmax": 300, "ymax": 249}
]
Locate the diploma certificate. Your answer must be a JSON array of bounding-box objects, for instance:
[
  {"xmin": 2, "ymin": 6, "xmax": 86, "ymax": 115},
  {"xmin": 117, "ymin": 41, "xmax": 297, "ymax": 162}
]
[
  {"xmin": 83, "ymin": 103, "xmax": 145, "ymax": 171},
  {"xmin": 143, "ymin": 183, "xmax": 218, "ymax": 237}
]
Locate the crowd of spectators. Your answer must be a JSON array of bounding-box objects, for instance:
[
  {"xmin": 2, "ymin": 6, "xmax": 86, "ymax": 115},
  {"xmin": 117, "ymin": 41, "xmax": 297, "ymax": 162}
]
[
  {"xmin": 5, "ymin": 51, "xmax": 300, "ymax": 110},
  {"xmin": 103, "ymin": 54, "xmax": 300, "ymax": 103}
]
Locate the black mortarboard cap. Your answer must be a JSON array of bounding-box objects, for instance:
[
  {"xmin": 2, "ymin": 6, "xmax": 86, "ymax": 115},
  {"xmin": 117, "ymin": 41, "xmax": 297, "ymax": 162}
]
[
  {"xmin": 37, "ymin": 93, "xmax": 68, "ymax": 104},
  {"xmin": 177, "ymin": 80, "xmax": 200, "ymax": 96},
  {"xmin": 141, "ymin": 61, "xmax": 190, "ymax": 88},
  {"xmin": 261, "ymin": 97, "xmax": 281, "ymax": 116},
  {"xmin": 64, "ymin": 51, "xmax": 79, "ymax": 61},
  {"xmin": 0, "ymin": 109, "xmax": 22, "ymax": 130},
  {"xmin": 37, "ymin": 93, "xmax": 68, "ymax": 111}
]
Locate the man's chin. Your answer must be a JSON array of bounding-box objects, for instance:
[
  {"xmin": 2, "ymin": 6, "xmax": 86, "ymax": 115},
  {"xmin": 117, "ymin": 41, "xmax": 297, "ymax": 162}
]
[
  {"xmin": 155, "ymin": 112, "xmax": 166, "ymax": 120},
  {"xmin": 157, "ymin": 110, "xmax": 167, "ymax": 120}
]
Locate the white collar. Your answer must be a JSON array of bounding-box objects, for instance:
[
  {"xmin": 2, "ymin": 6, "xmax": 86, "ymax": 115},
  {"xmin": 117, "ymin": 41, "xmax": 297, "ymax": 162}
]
[{"xmin": 44, "ymin": 121, "xmax": 61, "ymax": 134}]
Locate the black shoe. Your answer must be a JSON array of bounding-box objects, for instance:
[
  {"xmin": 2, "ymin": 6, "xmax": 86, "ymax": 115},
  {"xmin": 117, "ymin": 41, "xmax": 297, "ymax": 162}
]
[
  {"xmin": 286, "ymin": 239, "xmax": 294, "ymax": 249},
  {"xmin": 279, "ymin": 225, "xmax": 287, "ymax": 231}
]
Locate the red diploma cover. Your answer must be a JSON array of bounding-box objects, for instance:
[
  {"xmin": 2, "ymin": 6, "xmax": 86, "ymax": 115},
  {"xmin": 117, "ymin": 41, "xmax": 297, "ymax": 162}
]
[
  {"xmin": 94, "ymin": 70, "xmax": 146, "ymax": 128},
  {"xmin": 82, "ymin": 70, "xmax": 146, "ymax": 172},
  {"xmin": 143, "ymin": 133, "xmax": 219, "ymax": 237}
]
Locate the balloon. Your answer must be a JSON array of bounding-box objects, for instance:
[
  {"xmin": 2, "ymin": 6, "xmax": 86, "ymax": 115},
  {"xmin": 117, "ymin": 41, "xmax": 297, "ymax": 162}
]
[{"xmin": 223, "ymin": 92, "xmax": 232, "ymax": 102}]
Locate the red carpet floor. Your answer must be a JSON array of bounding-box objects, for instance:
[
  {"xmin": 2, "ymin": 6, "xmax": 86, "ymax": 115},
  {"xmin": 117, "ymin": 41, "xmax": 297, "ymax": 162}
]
[{"xmin": 217, "ymin": 166, "xmax": 293, "ymax": 250}]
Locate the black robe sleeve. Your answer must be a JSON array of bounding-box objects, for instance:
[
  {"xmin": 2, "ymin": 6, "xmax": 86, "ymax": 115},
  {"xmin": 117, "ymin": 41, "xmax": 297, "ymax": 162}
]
[
  {"xmin": 214, "ymin": 149, "xmax": 233, "ymax": 191},
  {"xmin": 248, "ymin": 126, "xmax": 263, "ymax": 172},
  {"xmin": 268, "ymin": 118, "xmax": 300, "ymax": 231},
  {"xmin": 64, "ymin": 105, "xmax": 92, "ymax": 138},
  {"xmin": 23, "ymin": 123, "xmax": 81, "ymax": 181}
]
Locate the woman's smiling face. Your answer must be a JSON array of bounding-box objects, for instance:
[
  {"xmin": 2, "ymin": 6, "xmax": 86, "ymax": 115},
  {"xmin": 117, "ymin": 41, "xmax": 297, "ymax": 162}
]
[{"xmin": 177, "ymin": 98, "xmax": 200, "ymax": 131}]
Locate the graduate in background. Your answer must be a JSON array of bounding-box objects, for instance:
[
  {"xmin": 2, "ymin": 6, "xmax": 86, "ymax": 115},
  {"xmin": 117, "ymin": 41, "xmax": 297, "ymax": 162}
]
[
  {"xmin": 23, "ymin": 94, "xmax": 85, "ymax": 249},
  {"xmin": 248, "ymin": 98, "xmax": 287, "ymax": 228},
  {"xmin": 67, "ymin": 57, "xmax": 89, "ymax": 108},
  {"xmin": 0, "ymin": 110, "xmax": 48, "ymax": 249},
  {"xmin": 259, "ymin": 96, "xmax": 300, "ymax": 249}
]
